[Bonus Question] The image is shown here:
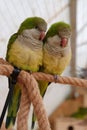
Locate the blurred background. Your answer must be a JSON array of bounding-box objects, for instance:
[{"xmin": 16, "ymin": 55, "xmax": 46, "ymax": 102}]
[{"xmin": 0, "ymin": 0, "xmax": 87, "ymax": 129}]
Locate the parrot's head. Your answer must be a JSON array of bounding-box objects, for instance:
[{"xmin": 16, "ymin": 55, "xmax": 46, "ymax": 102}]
[
  {"xmin": 44, "ymin": 22, "xmax": 71, "ymax": 48},
  {"xmin": 18, "ymin": 17, "xmax": 47, "ymax": 41}
]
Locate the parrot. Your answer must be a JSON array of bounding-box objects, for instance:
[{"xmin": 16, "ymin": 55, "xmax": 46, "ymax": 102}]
[
  {"xmin": 5, "ymin": 16, "xmax": 47, "ymax": 128},
  {"xmin": 32, "ymin": 21, "xmax": 72, "ymax": 128}
]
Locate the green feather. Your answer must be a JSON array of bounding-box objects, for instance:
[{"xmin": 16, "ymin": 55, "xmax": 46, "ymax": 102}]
[
  {"xmin": 44, "ymin": 21, "xmax": 71, "ymax": 42},
  {"xmin": 6, "ymin": 33, "xmax": 18, "ymax": 60},
  {"xmin": 18, "ymin": 17, "xmax": 47, "ymax": 34},
  {"xmin": 5, "ymin": 83, "xmax": 21, "ymax": 128}
]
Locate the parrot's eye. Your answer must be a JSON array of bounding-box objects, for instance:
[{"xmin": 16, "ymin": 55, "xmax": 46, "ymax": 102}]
[{"xmin": 35, "ymin": 26, "xmax": 38, "ymax": 29}]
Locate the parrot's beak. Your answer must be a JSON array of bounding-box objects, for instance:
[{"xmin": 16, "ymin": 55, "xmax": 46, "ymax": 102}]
[
  {"xmin": 39, "ymin": 31, "xmax": 45, "ymax": 41},
  {"xmin": 61, "ymin": 38, "xmax": 68, "ymax": 47}
]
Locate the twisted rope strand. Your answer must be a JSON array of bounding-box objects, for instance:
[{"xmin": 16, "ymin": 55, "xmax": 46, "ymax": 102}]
[
  {"xmin": 0, "ymin": 65, "xmax": 13, "ymax": 76},
  {"xmin": 29, "ymin": 75, "xmax": 51, "ymax": 130},
  {"xmin": 0, "ymin": 58, "xmax": 87, "ymax": 88},
  {"xmin": 17, "ymin": 85, "xmax": 31, "ymax": 130},
  {"xmin": 33, "ymin": 72, "xmax": 87, "ymax": 88},
  {"xmin": 18, "ymin": 71, "xmax": 51, "ymax": 130},
  {"xmin": 0, "ymin": 58, "xmax": 87, "ymax": 130}
]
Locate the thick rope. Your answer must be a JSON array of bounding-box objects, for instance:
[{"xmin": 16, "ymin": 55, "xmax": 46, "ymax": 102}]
[
  {"xmin": 33, "ymin": 72, "xmax": 87, "ymax": 88},
  {"xmin": 29, "ymin": 74, "xmax": 51, "ymax": 130},
  {"xmin": 0, "ymin": 58, "xmax": 87, "ymax": 88},
  {"xmin": 17, "ymin": 84, "xmax": 31, "ymax": 130},
  {"xmin": 18, "ymin": 71, "xmax": 51, "ymax": 130},
  {"xmin": 0, "ymin": 58, "xmax": 87, "ymax": 130}
]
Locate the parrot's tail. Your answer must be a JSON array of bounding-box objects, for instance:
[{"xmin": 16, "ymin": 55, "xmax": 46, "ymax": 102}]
[
  {"xmin": 5, "ymin": 93, "xmax": 21, "ymax": 128},
  {"xmin": 5, "ymin": 116, "xmax": 16, "ymax": 128},
  {"xmin": 5, "ymin": 83, "xmax": 21, "ymax": 129}
]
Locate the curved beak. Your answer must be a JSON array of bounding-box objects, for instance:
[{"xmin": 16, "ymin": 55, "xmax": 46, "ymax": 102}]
[
  {"xmin": 39, "ymin": 31, "xmax": 45, "ymax": 41},
  {"xmin": 61, "ymin": 38, "xmax": 68, "ymax": 47}
]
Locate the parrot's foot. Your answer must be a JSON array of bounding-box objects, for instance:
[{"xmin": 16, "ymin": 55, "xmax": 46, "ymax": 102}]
[
  {"xmin": 10, "ymin": 67, "xmax": 21, "ymax": 87},
  {"xmin": 54, "ymin": 74, "xmax": 58, "ymax": 83}
]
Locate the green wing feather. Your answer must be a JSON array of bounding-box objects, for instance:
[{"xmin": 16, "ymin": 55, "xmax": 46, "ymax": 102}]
[
  {"xmin": 5, "ymin": 83, "xmax": 21, "ymax": 128},
  {"xmin": 6, "ymin": 33, "xmax": 18, "ymax": 61}
]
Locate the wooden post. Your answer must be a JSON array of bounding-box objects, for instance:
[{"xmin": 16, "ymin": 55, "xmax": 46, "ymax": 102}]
[
  {"xmin": 69, "ymin": 0, "xmax": 77, "ymax": 97},
  {"xmin": 69, "ymin": 0, "xmax": 77, "ymax": 77}
]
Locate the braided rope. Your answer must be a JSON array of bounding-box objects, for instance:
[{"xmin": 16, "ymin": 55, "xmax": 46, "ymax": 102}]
[
  {"xmin": 17, "ymin": 85, "xmax": 31, "ymax": 130},
  {"xmin": 18, "ymin": 71, "xmax": 51, "ymax": 130},
  {"xmin": 0, "ymin": 58, "xmax": 87, "ymax": 130},
  {"xmin": 33, "ymin": 72, "xmax": 87, "ymax": 88},
  {"xmin": 29, "ymin": 75, "xmax": 51, "ymax": 130}
]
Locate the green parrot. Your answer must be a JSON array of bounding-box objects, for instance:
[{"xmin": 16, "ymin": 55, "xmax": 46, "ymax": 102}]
[
  {"xmin": 32, "ymin": 21, "xmax": 72, "ymax": 128},
  {"xmin": 39, "ymin": 21, "xmax": 72, "ymax": 99},
  {"xmin": 5, "ymin": 17, "xmax": 47, "ymax": 128}
]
